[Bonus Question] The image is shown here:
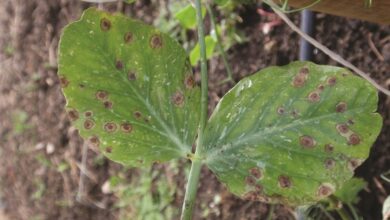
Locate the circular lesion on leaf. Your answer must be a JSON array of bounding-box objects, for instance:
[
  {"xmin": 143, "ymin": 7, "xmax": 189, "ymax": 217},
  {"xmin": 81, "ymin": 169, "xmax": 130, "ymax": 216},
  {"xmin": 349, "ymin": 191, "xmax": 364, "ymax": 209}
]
[
  {"xmin": 104, "ymin": 122, "xmax": 117, "ymax": 133},
  {"xmin": 133, "ymin": 111, "xmax": 142, "ymax": 119},
  {"xmin": 105, "ymin": 146, "xmax": 113, "ymax": 153},
  {"xmin": 84, "ymin": 119, "xmax": 95, "ymax": 130},
  {"xmin": 336, "ymin": 123, "xmax": 349, "ymax": 134},
  {"xmin": 278, "ymin": 175, "xmax": 292, "ymax": 188},
  {"xmin": 84, "ymin": 111, "xmax": 93, "ymax": 117},
  {"xmin": 128, "ymin": 71, "xmax": 137, "ymax": 81},
  {"xmin": 308, "ymin": 91, "xmax": 321, "ymax": 103},
  {"xmin": 124, "ymin": 32, "xmax": 133, "ymax": 44},
  {"xmin": 277, "ymin": 106, "xmax": 285, "ymax": 115},
  {"xmin": 120, "ymin": 122, "xmax": 133, "ymax": 133},
  {"xmin": 249, "ymin": 167, "xmax": 263, "ymax": 179},
  {"xmin": 245, "ymin": 176, "xmax": 256, "ymax": 186},
  {"xmin": 336, "ymin": 102, "xmax": 347, "ymax": 113},
  {"xmin": 327, "ymin": 76, "xmax": 337, "ymax": 86},
  {"xmin": 347, "ymin": 158, "xmax": 363, "ymax": 171},
  {"xmin": 348, "ymin": 133, "xmax": 361, "ymax": 145},
  {"xmin": 115, "ymin": 59, "xmax": 124, "ymax": 70},
  {"xmin": 324, "ymin": 144, "xmax": 334, "ymax": 153},
  {"xmin": 67, "ymin": 109, "xmax": 79, "ymax": 121},
  {"xmin": 171, "ymin": 91, "xmax": 185, "ymax": 107},
  {"xmin": 324, "ymin": 158, "xmax": 336, "ymax": 169},
  {"xmin": 184, "ymin": 75, "xmax": 195, "ymax": 89},
  {"xmin": 150, "ymin": 34, "xmax": 163, "ymax": 49},
  {"xmin": 100, "ymin": 18, "xmax": 111, "ymax": 32},
  {"xmin": 59, "ymin": 75, "xmax": 69, "ymax": 88},
  {"xmin": 299, "ymin": 135, "xmax": 316, "ymax": 149},
  {"xmin": 96, "ymin": 90, "xmax": 109, "ymax": 101},
  {"xmin": 317, "ymin": 183, "xmax": 334, "ymax": 197},
  {"xmin": 292, "ymin": 67, "xmax": 309, "ymax": 87},
  {"xmin": 88, "ymin": 135, "xmax": 100, "ymax": 147},
  {"xmin": 103, "ymin": 100, "xmax": 113, "ymax": 109}
]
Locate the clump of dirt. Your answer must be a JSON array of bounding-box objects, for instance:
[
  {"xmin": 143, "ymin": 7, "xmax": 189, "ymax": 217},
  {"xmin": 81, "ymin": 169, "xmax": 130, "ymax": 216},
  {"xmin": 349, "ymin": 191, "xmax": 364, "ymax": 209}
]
[{"xmin": 0, "ymin": 0, "xmax": 389, "ymax": 219}]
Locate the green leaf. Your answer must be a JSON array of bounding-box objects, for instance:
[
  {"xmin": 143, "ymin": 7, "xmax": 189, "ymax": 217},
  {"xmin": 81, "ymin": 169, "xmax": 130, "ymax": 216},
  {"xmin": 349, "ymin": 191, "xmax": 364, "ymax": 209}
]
[
  {"xmin": 58, "ymin": 8, "xmax": 200, "ymax": 166},
  {"xmin": 190, "ymin": 35, "xmax": 217, "ymax": 66},
  {"xmin": 333, "ymin": 177, "xmax": 366, "ymax": 204},
  {"xmin": 174, "ymin": 4, "xmax": 206, "ymax": 29},
  {"xmin": 203, "ymin": 61, "xmax": 382, "ymax": 206}
]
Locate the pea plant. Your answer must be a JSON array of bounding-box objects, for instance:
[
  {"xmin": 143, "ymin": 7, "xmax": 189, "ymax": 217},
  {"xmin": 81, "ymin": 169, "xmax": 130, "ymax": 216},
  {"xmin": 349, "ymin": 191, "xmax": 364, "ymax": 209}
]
[{"xmin": 58, "ymin": 0, "xmax": 383, "ymax": 219}]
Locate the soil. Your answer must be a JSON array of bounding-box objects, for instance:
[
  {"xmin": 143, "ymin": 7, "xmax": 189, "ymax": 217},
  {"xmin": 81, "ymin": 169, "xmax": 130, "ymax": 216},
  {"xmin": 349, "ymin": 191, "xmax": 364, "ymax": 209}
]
[{"xmin": 0, "ymin": 0, "xmax": 389, "ymax": 220}]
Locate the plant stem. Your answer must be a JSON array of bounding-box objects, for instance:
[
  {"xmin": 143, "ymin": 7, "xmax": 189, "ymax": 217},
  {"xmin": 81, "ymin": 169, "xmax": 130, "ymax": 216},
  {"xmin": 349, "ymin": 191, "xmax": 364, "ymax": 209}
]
[
  {"xmin": 266, "ymin": 204, "xmax": 275, "ymax": 220},
  {"xmin": 347, "ymin": 203, "xmax": 359, "ymax": 220},
  {"xmin": 180, "ymin": 0, "xmax": 209, "ymax": 219},
  {"xmin": 180, "ymin": 159, "xmax": 202, "ymax": 220},
  {"xmin": 206, "ymin": 4, "xmax": 235, "ymax": 85}
]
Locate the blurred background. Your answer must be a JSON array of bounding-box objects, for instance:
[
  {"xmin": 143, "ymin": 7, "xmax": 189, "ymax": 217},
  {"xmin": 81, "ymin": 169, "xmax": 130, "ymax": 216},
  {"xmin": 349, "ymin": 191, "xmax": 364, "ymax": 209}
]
[{"xmin": 0, "ymin": 0, "xmax": 389, "ymax": 219}]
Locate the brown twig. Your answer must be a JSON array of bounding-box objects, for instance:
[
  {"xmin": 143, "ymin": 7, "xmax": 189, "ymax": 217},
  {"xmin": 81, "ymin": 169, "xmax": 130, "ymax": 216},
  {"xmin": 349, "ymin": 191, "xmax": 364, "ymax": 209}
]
[{"xmin": 368, "ymin": 33, "xmax": 384, "ymax": 61}]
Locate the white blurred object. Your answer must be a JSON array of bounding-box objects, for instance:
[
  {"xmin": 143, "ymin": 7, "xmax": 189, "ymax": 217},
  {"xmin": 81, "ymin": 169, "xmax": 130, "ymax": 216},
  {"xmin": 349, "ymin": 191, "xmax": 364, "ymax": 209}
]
[
  {"xmin": 82, "ymin": 0, "xmax": 117, "ymax": 2},
  {"xmin": 383, "ymin": 195, "xmax": 390, "ymax": 220}
]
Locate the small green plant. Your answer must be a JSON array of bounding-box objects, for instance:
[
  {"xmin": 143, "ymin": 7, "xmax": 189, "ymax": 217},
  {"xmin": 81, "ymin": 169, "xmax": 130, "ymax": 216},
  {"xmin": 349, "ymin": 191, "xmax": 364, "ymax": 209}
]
[{"xmin": 58, "ymin": 1, "xmax": 383, "ymax": 219}]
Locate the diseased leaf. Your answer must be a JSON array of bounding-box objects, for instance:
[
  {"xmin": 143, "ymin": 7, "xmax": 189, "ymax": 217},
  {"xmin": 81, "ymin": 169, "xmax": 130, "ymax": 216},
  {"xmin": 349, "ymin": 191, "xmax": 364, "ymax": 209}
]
[
  {"xmin": 203, "ymin": 61, "xmax": 382, "ymax": 206},
  {"xmin": 58, "ymin": 8, "xmax": 200, "ymax": 166}
]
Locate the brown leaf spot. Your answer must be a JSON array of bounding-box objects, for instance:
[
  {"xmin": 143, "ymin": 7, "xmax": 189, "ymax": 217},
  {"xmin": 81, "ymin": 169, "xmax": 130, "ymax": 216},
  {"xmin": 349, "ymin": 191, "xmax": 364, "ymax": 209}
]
[
  {"xmin": 100, "ymin": 18, "xmax": 111, "ymax": 32},
  {"xmin": 84, "ymin": 119, "xmax": 95, "ymax": 130},
  {"xmin": 348, "ymin": 133, "xmax": 361, "ymax": 145},
  {"xmin": 124, "ymin": 32, "xmax": 133, "ymax": 43},
  {"xmin": 96, "ymin": 90, "xmax": 108, "ymax": 101},
  {"xmin": 327, "ymin": 76, "xmax": 337, "ymax": 86},
  {"xmin": 336, "ymin": 102, "xmax": 347, "ymax": 113},
  {"xmin": 249, "ymin": 167, "xmax": 262, "ymax": 179},
  {"xmin": 347, "ymin": 158, "xmax": 362, "ymax": 171},
  {"xmin": 150, "ymin": 34, "xmax": 163, "ymax": 49},
  {"xmin": 336, "ymin": 124, "xmax": 349, "ymax": 134},
  {"xmin": 67, "ymin": 109, "xmax": 79, "ymax": 121},
  {"xmin": 79, "ymin": 84, "xmax": 85, "ymax": 88},
  {"xmin": 299, "ymin": 135, "xmax": 316, "ymax": 148},
  {"xmin": 324, "ymin": 158, "xmax": 336, "ymax": 169},
  {"xmin": 171, "ymin": 91, "xmax": 184, "ymax": 107},
  {"xmin": 84, "ymin": 111, "xmax": 93, "ymax": 117},
  {"xmin": 120, "ymin": 122, "xmax": 133, "ymax": 133},
  {"xmin": 245, "ymin": 176, "xmax": 256, "ymax": 186},
  {"xmin": 115, "ymin": 60, "xmax": 123, "ymax": 70},
  {"xmin": 277, "ymin": 107, "xmax": 285, "ymax": 115},
  {"xmin": 255, "ymin": 184, "xmax": 263, "ymax": 193},
  {"xmin": 347, "ymin": 119, "xmax": 355, "ymax": 125},
  {"xmin": 104, "ymin": 122, "xmax": 117, "ymax": 133},
  {"xmin": 133, "ymin": 111, "xmax": 142, "ymax": 119},
  {"xmin": 184, "ymin": 75, "xmax": 195, "ymax": 89},
  {"xmin": 128, "ymin": 71, "xmax": 137, "ymax": 81},
  {"xmin": 308, "ymin": 92, "xmax": 320, "ymax": 102},
  {"xmin": 88, "ymin": 135, "xmax": 100, "ymax": 147},
  {"xmin": 243, "ymin": 191, "xmax": 258, "ymax": 201},
  {"xmin": 317, "ymin": 183, "xmax": 334, "ymax": 197},
  {"xmin": 291, "ymin": 109, "xmax": 299, "ymax": 118},
  {"xmin": 105, "ymin": 146, "xmax": 112, "ymax": 153},
  {"xmin": 317, "ymin": 84, "xmax": 325, "ymax": 91},
  {"xmin": 103, "ymin": 100, "xmax": 113, "ymax": 109},
  {"xmin": 292, "ymin": 67, "xmax": 309, "ymax": 87},
  {"xmin": 59, "ymin": 76, "xmax": 69, "ymax": 88},
  {"xmin": 278, "ymin": 175, "xmax": 292, "ymax": 188},
  {"xmin": 324, "ymin": 144, "xmax": 334, "ymax": 153}
]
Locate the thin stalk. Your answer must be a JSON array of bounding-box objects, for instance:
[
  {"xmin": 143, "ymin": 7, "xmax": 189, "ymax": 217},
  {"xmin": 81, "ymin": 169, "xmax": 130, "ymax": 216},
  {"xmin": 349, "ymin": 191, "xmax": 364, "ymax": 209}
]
[
  {"xmin": 266, "ymin": 204, "xmax": 275, "ymax": 220},
  {"xmin": 180, "ymin": 159, "xmax": 202, "ymax": 220},
  {"xmin": 206, "ymin": 4, "xmax": 235, "ymax": 85},
  {"xmin": 180, "ymin": 0, "xmax": 209, "ymax": 219},
  {"xmin": 347, "ymin": 203, "xmax": 359, "ymax": 220}
]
